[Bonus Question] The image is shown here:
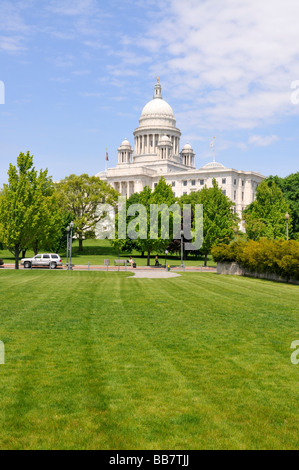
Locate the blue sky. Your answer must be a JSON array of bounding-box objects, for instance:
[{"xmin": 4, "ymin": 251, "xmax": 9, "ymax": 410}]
[{"xmin": 0, "ymin": 0, "xmax": 299, "ymax": 186}]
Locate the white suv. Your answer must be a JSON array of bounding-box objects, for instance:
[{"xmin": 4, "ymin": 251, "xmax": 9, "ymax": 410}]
[{"xmin": 21, "ymin": 254, "xmax": 63, "ymax": 269}]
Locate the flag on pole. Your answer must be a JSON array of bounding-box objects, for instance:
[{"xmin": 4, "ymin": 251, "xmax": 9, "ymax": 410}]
[
  {"xmin": 210, "ymin": 137, "xmax": 215, "ymax": 148},
  {"xmin": 106, "ymin": 151, "xmax": 109, "ymax": 161}
]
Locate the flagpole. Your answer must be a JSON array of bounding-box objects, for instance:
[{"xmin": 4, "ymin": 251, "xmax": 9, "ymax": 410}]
[
  {"xmin": 105, "ymin": 148, "xmax": 108, "ymax": 172},
  {"xmin": 211, "ymin": 137, "xmax": 216, "ymax": 163}
]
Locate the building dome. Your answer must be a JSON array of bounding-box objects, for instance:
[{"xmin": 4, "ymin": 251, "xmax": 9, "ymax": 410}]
[
  {"xmin": 159, "ymin": 135, "xmax": 172, "ymax": 145},
  {"xmin": 141, "ymin": 99, "xmax": 175, "ymax": 120},
  {"xmin": 138, "ymin": 79, "xmax": 177, "ymax": 129},
  {"xmin": 120, "ymin": 138, "xmax": 131, "ymax": 148},
  {"xmin": 201, "ymin": 161, "xmax": 226, "ymax": 169},
  {"xmin": 182, "ymin": 143, "xmax": 193, "ymax": 151}
]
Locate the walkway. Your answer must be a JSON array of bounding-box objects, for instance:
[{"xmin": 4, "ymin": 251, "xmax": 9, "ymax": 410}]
[
  {"xmin": 129, "ymin": 270, "xmax": 182, "ymax": 279},
  {"xmin": 2, "ymin": 264, "xmax": 217, "ymax": 273}
]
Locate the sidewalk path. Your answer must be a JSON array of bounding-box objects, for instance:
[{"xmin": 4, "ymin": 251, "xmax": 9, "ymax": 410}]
[
  {"xmin": 129, "ymin": 270, "xmax": 182, "ymax": 279},
  {"xmin": 2, "ymin": 264, "xmax": 217, "ymax": 273}
]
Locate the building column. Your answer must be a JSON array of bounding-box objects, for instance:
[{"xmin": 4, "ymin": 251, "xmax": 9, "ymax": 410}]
[{"xmin": 127, "ymin": 182, "xmax": 130, "ymax": 199}]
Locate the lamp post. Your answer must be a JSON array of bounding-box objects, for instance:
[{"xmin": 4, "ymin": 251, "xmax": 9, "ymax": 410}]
[
  {"xmin": 285, "ymin": 212, "xmax": 290, "ymax": 241},
  {"xmin": 68, "ymin": 221, "xmax": 74, "ymax": 270},
  {"xmin": 180, "ymin": 230, "xmax": 184, "ymax": 268},
  {"xmin": 165, "ymin": 250, "xmax": 168, "ymax": 271},
  {"xmin": 66, "ymin": 226, "xmax": 70, "ymax": 266}
]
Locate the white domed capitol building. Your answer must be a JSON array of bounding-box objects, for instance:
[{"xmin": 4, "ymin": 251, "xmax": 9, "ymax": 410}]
[{"xmin": 96, "ymin": 79, "xmax": 264, "ymax": 223}]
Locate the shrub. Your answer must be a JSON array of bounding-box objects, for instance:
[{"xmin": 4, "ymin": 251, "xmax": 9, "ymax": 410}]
[{"xmin": 212, "ymin": 239, "xmax": 299, "ymax": 280}]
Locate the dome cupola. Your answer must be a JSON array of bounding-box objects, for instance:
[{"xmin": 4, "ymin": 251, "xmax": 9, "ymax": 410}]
[
  {"xmin": 118, "ymin": 138, "xmax": 133, "ymax": 165},
  {"xmin": 181, "ymin": 143, "xmax": 195, "ymax": 168}
]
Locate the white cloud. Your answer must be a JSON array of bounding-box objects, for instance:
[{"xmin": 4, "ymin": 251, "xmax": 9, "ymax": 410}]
[
  {"xmin": 136, "ymin": 0, "xmax": 299, "ymax": 130},
  {"xmin": 0, "ymin": 1, "xmax": 34, "ymax": 53},
  {"xmin": 0, "ymin": 35, "xmax": 27, "ymax": 52},
  {"xmin": 47, "ymin": 0, "xmax": 97, "ymax": 17},
  {"xmin": 248, "ymin": 135, "xmax": 279, "ymax": 147},
  {"xmin": 71, "ymin": 70, "xmax": 91, "ymax": 76}
]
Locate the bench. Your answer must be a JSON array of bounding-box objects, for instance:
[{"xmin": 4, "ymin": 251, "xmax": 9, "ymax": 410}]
[
  {"xmin": 114, "ymin": 260, "xmax": 127, "ymax": 266},
  {"xmin": 114, "ymin": 260, "xmax": 127, "ymax": 270}
]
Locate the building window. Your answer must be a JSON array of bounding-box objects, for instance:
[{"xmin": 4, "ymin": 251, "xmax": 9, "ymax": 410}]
[
  {"xmin": 154, "ymin": 183, "xmax": 158, "ymax": 188},
  {"xmin": 234, "ymin": 190, "xmax": 236, "ymax": 200},
  {"xmin": 200, "ymin": 179, "xmax": 204, "ymax": 185},
  {"xmin": 183, "ymin": 192, "xmax": 187, "ymax": 195},
  {"xmin": 242, "ymin": 180, "xmax": 245, "ymax": 187},
  {"xmin": 172, "ymin": 181, "xmax": 176, "ymax": 187},
  {"xmin": 222, "ymin": 190, "xmax": 226, "ymax": 196},
  {"xmin": 234, "ymin": 179, "xmax": 237, "ymax": 185},
  {"xmin": 173, "ymin": 192, "xmax": 176, "ymax": 197},
  {"xmin": 222, "ymin": 178, "xmax": 226, "ymax": 185},
  {"xmin": 191, "ymin": 180, "xmax": 196, "ymax": 186},
  {"xmin": 242, "ymin": 192, "xmax": 244, "ymax": 201},
  {"xmin": 183, "ymin": 181, "xmax": 187, "ymax": 186},
  {"xmin": 150, "ymin": 140, "xmax": 153, "ymax": 147}
]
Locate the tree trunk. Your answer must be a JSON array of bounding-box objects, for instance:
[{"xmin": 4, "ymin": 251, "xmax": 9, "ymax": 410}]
[
  {"xmin": 22, "ymin": 250, "xmax": 27, "ymax": 259},
  {"xmin": 15, "ymin": 247, "xmax": 20, "ymax": 270},
  {"xmin": 33, "ymin": 240, "xmax": 38, "ymax": 256},
  {"xmin": 204, "ymin": 252, "xmax": 208, "ymax": 267},
  {"xmin": 78, "ymin": 238, "xmax": 83, "ymax": 252},
  {"xmin": 147, "ymin": 250, "xmax": 151, "ymax": 266},
  {"xmin": 141, "ymin": 251, "xmax": 145, "ymax": 258}
]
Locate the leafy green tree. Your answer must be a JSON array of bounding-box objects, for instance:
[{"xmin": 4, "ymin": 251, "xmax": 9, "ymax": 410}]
[
  {"xmin": 145, "ymin": 177, "xmax": 177, "ymax": 265},
  {"xmin": 0, "ymin": 152, "xmax": 62, "ymax": 269},
  {"xmin": 243, "ymin": 180, "xmax": 291, "ymax": 240},
  {"xmin": 30, "ymin": 188, "xmax": 65, "ymax": 255},
  {"xmin": 112, "ymin": 178, "xmax": 177, "ymax": 265},
  {"xmin": 179, "ymin": 179, "xmax": 239, "ymax": 266},
  {"xmin": 266, "ymin": 173, "xmax": 299, "ymax": 237},
  {"xmin": 57, "ymin": 174, "xmax": 118, "ymax": 252}
]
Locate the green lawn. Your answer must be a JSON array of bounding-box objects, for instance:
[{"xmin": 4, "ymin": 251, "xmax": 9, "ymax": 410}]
[
  {"xmin": 0, "ymin": 270, "xmax": 298, "ymax": 449},
  {"xmin": 0, "ymin": 239, "xmax": 216, "ymax": 267}
]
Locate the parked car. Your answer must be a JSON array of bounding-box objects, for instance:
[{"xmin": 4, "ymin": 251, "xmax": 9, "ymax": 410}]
[{"xmin": 21, "ymin": 254, "xmax": 62, "ymax": 269}]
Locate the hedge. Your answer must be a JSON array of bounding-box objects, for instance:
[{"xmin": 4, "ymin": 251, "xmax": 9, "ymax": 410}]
[{"xmin": 212, "ymin": 239, "xmax": 299, "ymax": 281}]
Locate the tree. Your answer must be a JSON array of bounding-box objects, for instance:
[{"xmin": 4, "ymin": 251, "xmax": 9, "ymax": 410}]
[
  {"xmin": 0, "ymin": 152, "xmax": 62, "ymax": 269},
  {"xmin": 178, "ymin": 179, "xmax": 239, "ymax": 266},
  {"xmin": 30, "ymin": 187, "xmax": 65, "ymax": 255},
  {"xmin": 243, "ymin": 180, "xmax": 291, "ymax": 240},
  {"xmin": 57, "ymin": 174, "xmax": 119, "ymax": 252},
  {"xmin": 266, "ymin": 173, "xmax": 299, "ymax": 238},
  {"xmin": 112, "ymin": 178, "xmax": 177, "ymax": 265},
  {"xmin": 144, "ymin": 177, "xmax": 177, "ymax": 265}
]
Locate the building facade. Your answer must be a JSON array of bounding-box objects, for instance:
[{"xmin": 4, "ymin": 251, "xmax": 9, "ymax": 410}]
[{"xmin": 96, "ymin": 79, "xmax": 265, "ymax": 224}]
